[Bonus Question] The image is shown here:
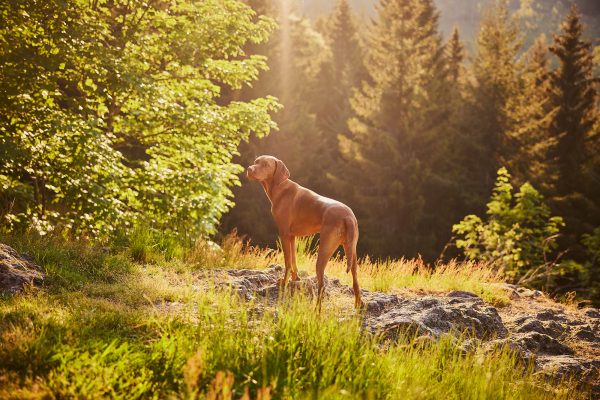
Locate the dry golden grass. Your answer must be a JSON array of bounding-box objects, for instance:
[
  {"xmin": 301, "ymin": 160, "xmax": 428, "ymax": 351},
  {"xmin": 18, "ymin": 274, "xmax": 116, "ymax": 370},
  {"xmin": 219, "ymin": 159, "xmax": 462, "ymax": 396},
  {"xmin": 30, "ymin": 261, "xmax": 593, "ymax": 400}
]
[
  {"xmin": 186, "ymin": 233, "xmax": 278, "ymax": 271},
  {"xmin": 188, "ymin": 234, "xmax": 511, "ymax": 305},
  {"xmin": 301, "ymin": 254, "xmax": 509, "ymax": 305}
]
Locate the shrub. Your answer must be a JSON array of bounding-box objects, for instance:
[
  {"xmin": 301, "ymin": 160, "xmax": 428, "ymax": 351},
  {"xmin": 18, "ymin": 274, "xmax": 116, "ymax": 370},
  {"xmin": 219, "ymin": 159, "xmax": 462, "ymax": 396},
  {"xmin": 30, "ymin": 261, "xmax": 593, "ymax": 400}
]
[{"xmin": 453, "ymin": 168, "xmax": 564, "ymax": 280}]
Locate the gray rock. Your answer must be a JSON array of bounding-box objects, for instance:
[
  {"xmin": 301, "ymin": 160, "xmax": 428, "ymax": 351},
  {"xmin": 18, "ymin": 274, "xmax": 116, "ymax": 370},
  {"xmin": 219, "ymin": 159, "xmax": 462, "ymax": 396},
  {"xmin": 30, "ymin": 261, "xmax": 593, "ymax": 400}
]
[
  {"xmin": 362, "ymin": 291, "xmax": 401, "ymax": 313},
  {"xmin": 372, "ymin": 311, "xmax": 430, "ymax": 339},
  {"xmin": 0, "ymin": 244, "xmax": 45, "ymax": 294},
  {"xmin": 572, "ymin": 326, "xmax": 599, "ymax": 342},
  {"xmin": 516, "ymin": 287, "xmax": 543, "ymax": 299},
  {"xmin": 513, "ymin": 317, "xmax": 568, "ymax": 339},
  {"xmin": 583, "ymin": 309, "xmax": 600, "ymax": 319},
  {"xmin": 446, "ymin": 290, "xmax": 481, "ymax": 299},
  {"xmin": 255, "ymin": 278, "xmax": 321, "ymax": 299},
  {"xmin": 368, "ymin": 295, "xmax": 507, "ymax": 340},
  {"xmin": 516, "ymin": 319, "xmax": 547, "ymax": 335},
  {"xmin": 513, "ymin": 315, "xmax": 530, "ymax": 325},
  {"xmin": 544, "ymin": 320, "xmax": 569, "ymax": 339},
  {"xmin": 510, "ymin": 332, "xmax": 574, "ymax": 355},
  {"xmin": 483, "ymin": 338, "xmax": 536, "ymax": 365},
  {"xmin": 208, "ymin": 265, "xmax": 352, "ymax": 302},
  {"xmin": 536, "ymin": 356, "xmax": 600, "ymax": 396},
  {"xmin": 201, "ymin": 264, "xmax": 283, "ymax": 299},
  {"xmin": 536, "ymin": 309, "xmax": 568, "ymax": 322}
]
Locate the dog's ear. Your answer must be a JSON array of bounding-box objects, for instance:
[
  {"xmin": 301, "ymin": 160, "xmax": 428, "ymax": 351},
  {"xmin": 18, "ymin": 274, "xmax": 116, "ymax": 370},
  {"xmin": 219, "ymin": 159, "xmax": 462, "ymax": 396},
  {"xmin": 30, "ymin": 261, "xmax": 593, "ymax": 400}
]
[{"xmin": 273, "ymin": 159, "xmax": 290, "ymax": 186}]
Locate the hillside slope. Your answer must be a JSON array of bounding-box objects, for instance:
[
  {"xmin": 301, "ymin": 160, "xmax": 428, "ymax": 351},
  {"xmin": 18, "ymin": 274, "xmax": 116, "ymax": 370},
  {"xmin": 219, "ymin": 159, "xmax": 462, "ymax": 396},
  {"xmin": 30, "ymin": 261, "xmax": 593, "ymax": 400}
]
[{"xmin": 1, "ymin": 237, "xmax": 598, "ymax": 398}]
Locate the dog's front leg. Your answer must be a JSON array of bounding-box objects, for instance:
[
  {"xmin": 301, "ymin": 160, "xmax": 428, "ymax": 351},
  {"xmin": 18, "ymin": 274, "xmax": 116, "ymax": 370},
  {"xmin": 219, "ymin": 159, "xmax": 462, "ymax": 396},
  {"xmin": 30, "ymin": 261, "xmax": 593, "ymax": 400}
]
[
  {"xmin": 289, "ymin": 236, "xmax": 300, "ymax": 281},
  {"xmin": 278, "ymin": 234, "xmax": 294, "ymax": 287}
]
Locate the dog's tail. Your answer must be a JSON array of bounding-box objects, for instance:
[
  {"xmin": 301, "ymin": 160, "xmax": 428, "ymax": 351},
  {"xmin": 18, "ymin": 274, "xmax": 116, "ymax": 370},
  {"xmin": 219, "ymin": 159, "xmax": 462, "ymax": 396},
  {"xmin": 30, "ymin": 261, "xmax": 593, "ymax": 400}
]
[{"xmin": 344, "ymin": 217, "xmax": 359, "ymax": 274}]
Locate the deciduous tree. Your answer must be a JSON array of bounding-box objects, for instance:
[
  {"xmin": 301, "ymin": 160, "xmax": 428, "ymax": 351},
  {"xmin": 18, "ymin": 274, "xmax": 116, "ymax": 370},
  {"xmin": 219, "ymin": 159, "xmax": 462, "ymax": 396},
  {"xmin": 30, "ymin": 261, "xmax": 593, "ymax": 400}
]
[{"xmin": 0, "ymin": 0, "xmax": 279, "ymax": 239}]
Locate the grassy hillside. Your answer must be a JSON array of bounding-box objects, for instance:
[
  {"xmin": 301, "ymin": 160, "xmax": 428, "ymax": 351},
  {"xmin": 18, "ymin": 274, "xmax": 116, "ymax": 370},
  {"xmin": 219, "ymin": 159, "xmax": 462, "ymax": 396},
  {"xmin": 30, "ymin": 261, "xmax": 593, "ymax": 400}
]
[{"xmin": 0, "ymin": 234, "xmax": 588, "ymax": 399}]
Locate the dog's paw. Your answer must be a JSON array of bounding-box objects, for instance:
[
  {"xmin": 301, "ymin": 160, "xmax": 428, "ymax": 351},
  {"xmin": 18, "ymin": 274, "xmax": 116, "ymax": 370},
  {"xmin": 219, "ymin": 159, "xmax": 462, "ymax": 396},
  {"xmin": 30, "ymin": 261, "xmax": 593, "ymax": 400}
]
[{"xmin": 355, "ymin": 299, "xmax": 366, "ymax": 310}]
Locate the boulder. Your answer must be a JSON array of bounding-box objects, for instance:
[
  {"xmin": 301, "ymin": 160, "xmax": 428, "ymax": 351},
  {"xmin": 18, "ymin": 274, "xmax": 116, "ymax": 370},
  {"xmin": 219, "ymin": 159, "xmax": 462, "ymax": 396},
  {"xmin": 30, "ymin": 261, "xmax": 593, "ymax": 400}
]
[
  {"xmin": 0, "ymin": 244, "xmax": 44, "ymax": 294},
  {"xmin": 366, "ymin": 293, "xmax": 507, "ymax": 340},
  {"xmin": 536, "ymin": 356, "xmax": 600, "ymax": 395},
  {"xmin": 513, "ymin": 317, "xmax": 568, "ymax": 339},
  {"xmin": 584, "ymin": 309, "xmax": 600, "ymax": 319},
  {"xmin": 572, "ymin": 326, "xmax": 599, "ymax": 342},
  {"xmin": 362, "ymin": 291, "xmax": 401, "ymax": 313},
  {"xmin": 509, "ymin": 332, "xmax": 574, "ymax": 355},
  {"xmin": 202, "ymin": 265, "xmax": 348, "ymax": 301}
]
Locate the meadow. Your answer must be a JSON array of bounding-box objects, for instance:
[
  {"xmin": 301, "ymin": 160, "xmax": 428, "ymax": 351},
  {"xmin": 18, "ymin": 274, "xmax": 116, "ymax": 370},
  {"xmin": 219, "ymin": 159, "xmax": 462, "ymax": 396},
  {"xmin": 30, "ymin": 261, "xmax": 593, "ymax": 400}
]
[{"xmin": 0, "ymin": 233, "xmax": 585, "ymax": 399}]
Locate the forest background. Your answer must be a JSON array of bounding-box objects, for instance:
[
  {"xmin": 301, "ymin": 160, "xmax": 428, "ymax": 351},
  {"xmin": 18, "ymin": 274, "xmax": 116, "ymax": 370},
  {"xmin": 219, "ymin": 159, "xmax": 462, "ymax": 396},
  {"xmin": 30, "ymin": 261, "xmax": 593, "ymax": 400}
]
[
  {"xmin": 1, "ymin": 0, "xmax": 599, "ymax": 304},
  {"xmin": 220, "ymin": 0, "xmax": 600, "ymax": 304}
]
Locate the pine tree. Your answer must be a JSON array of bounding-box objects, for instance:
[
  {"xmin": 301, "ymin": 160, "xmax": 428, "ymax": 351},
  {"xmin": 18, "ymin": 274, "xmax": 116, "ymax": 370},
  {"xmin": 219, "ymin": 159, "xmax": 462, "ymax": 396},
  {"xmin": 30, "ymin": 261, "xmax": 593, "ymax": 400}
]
[
  {"xmin": 339, "ymin": 0, "xmax": 449, "ymax": 258},
  {"xmin": 219, "ymin": 0, "xmax": 330, "ymax": 246},
  {"xmin": 549, "ymin": 6, "xmax": 597, "ymax": 193},
  {"xmin": 446, "ymin": 27, "xmax": 465, "ymax": 87},
  {"xmin": 469, "ymin": 0, "xmax": 521, "ymax": 190},
  {"xmin": 417, "ymin": 20, "xmax": 475, "ymax": 260},
  {"xmin": 434, "ymin": 26, "xmax": 482, "ymax": 247},
  {"xmin": 547, "ymin": 5, "xmax": 600, "ymax": 255},
  {"xmin": 309, "ymin": 0, "xmax": 366, "ymax": 195},
  {"xmin": 328, "ymin": 0, "xmax": 364, "ymax": 76},
  {"xmin": 503, "ymin": 35, "xmax": 555, "ymax": 190}
]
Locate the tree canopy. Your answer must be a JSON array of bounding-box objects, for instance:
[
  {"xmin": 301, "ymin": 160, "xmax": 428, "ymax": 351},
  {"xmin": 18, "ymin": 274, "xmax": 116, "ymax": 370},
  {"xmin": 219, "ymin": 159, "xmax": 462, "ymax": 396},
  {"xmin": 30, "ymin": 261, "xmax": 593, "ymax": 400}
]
[{"xmin": 0, "ymin": 0, "xmax": 280, "ymax": 240}]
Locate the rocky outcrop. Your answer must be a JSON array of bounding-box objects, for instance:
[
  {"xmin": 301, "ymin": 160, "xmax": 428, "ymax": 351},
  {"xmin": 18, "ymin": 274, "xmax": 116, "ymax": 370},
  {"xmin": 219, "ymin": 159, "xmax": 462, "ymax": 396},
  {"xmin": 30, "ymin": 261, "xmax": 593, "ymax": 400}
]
[
  {"xmin": 499, "ymin": 305, "xmax": 600, "ymax": 393},
  {"xmin": 366, "ymin": 291, "xmax": 507, "ymax": 340},
  {"xmin": 200, "ymin": 264, "xmax": 599, "ymax": 395},
  {"xmin": 0, "ymin": 244, "xmax": 45, "ymax": 294},
  {"xmin": 536, "ymin": 356, "xmax": 600, "ymax": 392}
]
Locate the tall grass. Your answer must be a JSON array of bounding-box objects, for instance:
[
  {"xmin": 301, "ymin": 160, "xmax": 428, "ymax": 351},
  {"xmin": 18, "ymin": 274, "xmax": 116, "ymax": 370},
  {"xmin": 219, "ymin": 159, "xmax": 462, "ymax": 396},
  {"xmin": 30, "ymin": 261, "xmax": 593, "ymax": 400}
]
[
  {"xmin": 0, "ymin": 287, "xmax": 582, "ymax": 399},
  {"xmin": 0, "ymin": 234, "xmax": 586, "ymax": 398},
  {"xmin": 284, "ymin": 236, "xmax": 509, "ymax": 305},
  {"xmin": 186, "ymin": 232, "xmax": 278, "ymax": 271}
]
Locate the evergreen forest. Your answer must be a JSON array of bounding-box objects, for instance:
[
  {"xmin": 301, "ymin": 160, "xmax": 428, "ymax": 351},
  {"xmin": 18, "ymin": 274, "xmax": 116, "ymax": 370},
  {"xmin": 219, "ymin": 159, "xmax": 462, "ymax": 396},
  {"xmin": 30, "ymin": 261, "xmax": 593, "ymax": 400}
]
[
  {"xmin": 219, "ymin": 0, "xmax": 600, "ymax": 304},
  {"xmin": 2, "ymin": 0, "xmax": 599, "ymax": 304}
]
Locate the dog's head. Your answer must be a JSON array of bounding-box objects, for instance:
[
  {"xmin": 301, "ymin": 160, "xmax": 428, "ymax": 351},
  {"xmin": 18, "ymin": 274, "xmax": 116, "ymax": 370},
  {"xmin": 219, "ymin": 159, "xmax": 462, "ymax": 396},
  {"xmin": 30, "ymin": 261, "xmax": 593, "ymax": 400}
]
[{"xmin": 246, "ymin": 155, "xmax": 290, "ymax": 186}]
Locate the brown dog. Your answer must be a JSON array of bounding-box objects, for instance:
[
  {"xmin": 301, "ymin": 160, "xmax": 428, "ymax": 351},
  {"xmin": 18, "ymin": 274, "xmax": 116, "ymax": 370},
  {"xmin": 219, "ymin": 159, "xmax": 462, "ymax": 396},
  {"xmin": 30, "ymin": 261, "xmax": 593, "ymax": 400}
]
[{"xmin": 247, "ymin": 155, "xmax": 362, "ymax": 308}]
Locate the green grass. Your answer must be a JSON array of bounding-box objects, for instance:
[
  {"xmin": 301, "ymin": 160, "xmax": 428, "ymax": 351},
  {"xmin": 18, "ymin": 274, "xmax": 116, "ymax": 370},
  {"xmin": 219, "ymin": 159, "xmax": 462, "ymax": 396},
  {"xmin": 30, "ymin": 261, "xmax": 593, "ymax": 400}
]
[{"xmin": 0, "ymin": 234, "xmax": 586, "ymax": 399}]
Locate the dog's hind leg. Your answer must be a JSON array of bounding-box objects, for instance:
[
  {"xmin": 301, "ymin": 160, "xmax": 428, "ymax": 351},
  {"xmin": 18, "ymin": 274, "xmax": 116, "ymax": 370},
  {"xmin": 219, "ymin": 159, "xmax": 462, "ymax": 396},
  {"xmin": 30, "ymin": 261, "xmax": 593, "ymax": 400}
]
[
  {"xmin": 343, "ymin": 242, "xmax": 362, "ymax": 309},
  {"xmin": 315, "ymin": 226, "xmax": 341, "ymax": 312},
  {"xmin": 343, "ymin": 218, "xmax": 362, "ymax": 308},
  {"xmin": 289, "ymin": 235, "xmax": 300, "ymax": 282}
]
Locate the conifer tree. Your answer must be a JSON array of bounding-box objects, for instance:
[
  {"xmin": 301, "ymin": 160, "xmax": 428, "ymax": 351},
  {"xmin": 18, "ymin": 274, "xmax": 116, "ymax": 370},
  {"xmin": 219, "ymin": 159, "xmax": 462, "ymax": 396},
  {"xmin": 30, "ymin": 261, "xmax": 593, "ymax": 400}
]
[
  {"xmin": 310, "ymin": 0, "xmax": 366, "ymax": 195},
  {"xmin": 446, "ymin": 27, "xmax": 465, "ymax": 87},
  {"xmin": 219, "ymin": 1, "xmax": 330, "ymax": 246},
  {"xmin": 435, "ymin": 26, "xmax": 482, "ymax": 236},
  {"xmin": 339, "ymin": 0, "xmax": 449, "ymax": 258},
  {"xmin": 503, "ymin": 35, "xmax": 555, "ymax": 190},
  {"xmin": 469, "ymin": 0, "xmax": 521, "ymax": 190},
  {"xmin": 547, "ymin": 5, "xmax": 600, "ymax": 253}
]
